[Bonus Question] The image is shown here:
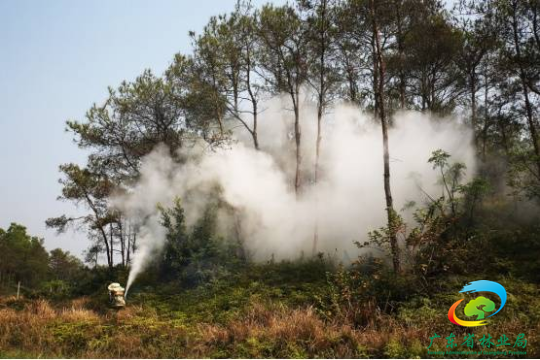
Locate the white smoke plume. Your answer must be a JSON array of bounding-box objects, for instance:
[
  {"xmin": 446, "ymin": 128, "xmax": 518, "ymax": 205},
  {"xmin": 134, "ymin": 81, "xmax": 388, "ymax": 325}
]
[{"xmin": 114, "ymin": 96, "xmax": 475, "ymax": 295}]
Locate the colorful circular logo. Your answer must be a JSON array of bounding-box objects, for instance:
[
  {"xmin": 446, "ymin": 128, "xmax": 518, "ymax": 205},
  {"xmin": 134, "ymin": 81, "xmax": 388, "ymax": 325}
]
[{"xmin": 448, "ymin": 280, "xmax": 507, "ymax": 327}]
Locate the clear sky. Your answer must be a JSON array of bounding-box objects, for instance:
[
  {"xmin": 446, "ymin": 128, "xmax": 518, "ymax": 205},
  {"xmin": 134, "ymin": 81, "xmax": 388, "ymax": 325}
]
[{"xmin": 0, "ymin": 0, "xmax": 282, "ymax": 258}]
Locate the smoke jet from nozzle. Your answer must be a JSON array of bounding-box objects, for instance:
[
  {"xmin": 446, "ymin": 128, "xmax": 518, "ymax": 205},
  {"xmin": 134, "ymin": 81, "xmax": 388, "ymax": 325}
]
[
  {"xmin": 115, "ymin": 96, "xmax": 475, "ymax": 292},
  {"xmin": 113, "ymin": 151, "xmax": 174, "ymax": 297},
  {"xmin": 124, "ymin": 218, "xmax": 164, "ymax": 297}
]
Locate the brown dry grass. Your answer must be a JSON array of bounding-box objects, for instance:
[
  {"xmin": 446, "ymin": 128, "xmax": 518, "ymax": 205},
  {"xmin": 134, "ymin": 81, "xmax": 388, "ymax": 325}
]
[
  {"xmin": 0, "ymin": 297, "xmax": 381, "ymax": 358},
  {"xmin": 195, "ymin": 302, "xmax": 429, "ymax": 358},
  {"xmin": 0, "ymin": 297, "xmax": 537, "ymax": 358}
]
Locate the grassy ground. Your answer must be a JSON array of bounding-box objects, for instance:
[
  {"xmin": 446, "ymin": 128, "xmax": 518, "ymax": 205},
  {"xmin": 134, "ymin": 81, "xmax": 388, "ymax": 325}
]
[{"xmin": 0, "ymin": 262, "xmax": 538, "ymax": 358}]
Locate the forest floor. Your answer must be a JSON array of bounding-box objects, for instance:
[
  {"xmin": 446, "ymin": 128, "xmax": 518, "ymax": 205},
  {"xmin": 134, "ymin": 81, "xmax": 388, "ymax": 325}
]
[{"xmin": 0, "ymin": 262, "xmax": 538, "ymax": 358}]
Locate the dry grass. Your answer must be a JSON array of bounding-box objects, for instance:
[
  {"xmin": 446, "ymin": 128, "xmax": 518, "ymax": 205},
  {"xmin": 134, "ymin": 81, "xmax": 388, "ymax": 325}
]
[
  {"xmin": 0, "ymin": 297, "xmax": 189, "ymax": 358},
  {"xmin": 0, "ymin": 297, "xmax": 537, "ymax": 358},
  {"xmin": 0, "ymin": 297, "xmax": 380, "ymax": 358},
  {"xmin": 195, "ymin": 302, "xmax": 428, "ymax": 358},
  {"xmin": 59, "ymin": 306, "xmax": 99, "ymax": 322}
]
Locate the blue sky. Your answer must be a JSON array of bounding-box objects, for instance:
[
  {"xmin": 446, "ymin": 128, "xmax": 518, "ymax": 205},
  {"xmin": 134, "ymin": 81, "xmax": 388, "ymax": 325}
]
[{"xmin": 0, "ymin": 0, "xmax": 281, "ymax": 258}]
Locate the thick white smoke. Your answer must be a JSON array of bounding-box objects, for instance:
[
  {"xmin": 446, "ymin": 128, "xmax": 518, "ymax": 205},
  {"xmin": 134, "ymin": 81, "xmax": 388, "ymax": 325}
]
[{"xmin": 115, "ymin": 96, "xmax": 475, "ymax": 294}]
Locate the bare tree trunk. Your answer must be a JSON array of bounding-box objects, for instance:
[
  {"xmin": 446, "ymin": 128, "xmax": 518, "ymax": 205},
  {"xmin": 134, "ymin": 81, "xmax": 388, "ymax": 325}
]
[
  {"xmin": 294, "ymin": 110, "xmax": 302, "ymax": 194},
  {"xmin": 293, "ymin": 84, "xmax": 302, "ymax": 196},
  {"xmin": 348, "ymin": 67, "xmax": 357, "ymax": 102},
  {"xmin": 233, "ymin": 71, "xmax": 239, "ymax": 115},
  {"xmin": 370, "ymin": 0, "xmax": 401, "ymax": 274},
  {"xmin": 482, "ymin": 68, "xmax": 489, "ymax": 161},
  {"xmin": 246, "ymin": 58, "xmax": 260, "ymax": 150},
  {"xmin": 132, "ymin": 232, "xmax": 137, "ymax": 255},
  {"xmin": 314, "ymin": 0, "xmax": 327, "ymax": 187},
  {"xmin": 343, "ymin": 53, "xmax": 358, "ymax": 102},
  {"xmin": 421, "ymin": 72, "xmax": 427, "ymax": 111},
  {"xmin": 313, "ymin": 0, "xmax": 329, "ymax": 255},
  {"xmin": 118, "ymin": 220, "xmax": 125, "ymax": 266},
  {"xmin": 83, "ymin": 193, "xmax": 113, "ymax": 271},
  {"xmin": 126, "ymin": 230, "xmax": 131, "ymax": 265},
  {"xmin": 471, "ymin": 72, "xmax": 478, "ymax": 149},
  {"xmin": 371, "ymin": 33, "xmax": 379, "ymax": 119},
  {"xmin": 499, "ymin": 113, "xmax": 510, "ymax": 157},
  {"xmin": 275, "ymin": 50, "xmax": 302, "ymax": 195},
  {"xmin": 98, "ymin": 226, "xmax": 113, "ymax": 271},
  {"xmin": 211, "ymin": 70, "xmax": 225, "ymax": 139},
  {"xmin": 395, "ymin": 1, "xmax": 406, "ymax": 110},
  {"xmin": 315, "ymin": 107, "xmax": 323, "ymax": 182},
  {"xmin": 109, "ymin": 223, "xmax": 114, "ymax": 267},
  {"xmin": 252, "ymin": 120, "xmax": 259, "ymax": 150},
  {"xmin": 313, "ymin": 100, "xmax": 323, "ymax": 255}
]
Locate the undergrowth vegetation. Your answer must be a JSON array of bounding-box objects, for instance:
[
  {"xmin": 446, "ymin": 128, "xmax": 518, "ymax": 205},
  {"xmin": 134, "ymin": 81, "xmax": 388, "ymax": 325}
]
[
  {"xmin": 2, "ymin": 153, "xmax": 539, "ymax": 358},
  {"xmin": 0, "ymin": 258, "xmax": 538, "ymax": 358}
]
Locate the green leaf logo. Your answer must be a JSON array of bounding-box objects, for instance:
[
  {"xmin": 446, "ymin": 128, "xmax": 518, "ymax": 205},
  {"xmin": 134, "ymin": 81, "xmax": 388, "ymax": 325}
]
[{"xmin": 464, "ymin": 296, "xmax": 496, "ymax": 320}]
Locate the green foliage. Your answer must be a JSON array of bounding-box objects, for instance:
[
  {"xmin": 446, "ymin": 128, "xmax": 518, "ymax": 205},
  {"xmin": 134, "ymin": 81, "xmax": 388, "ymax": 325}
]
[
  {"xmin": 507, "ymin": 150, "xmax": 540, "ymax": 200},
  {"xmin": 258, "ymin": 3, "xmax": 309, "ymax": 92},
  {"xmin": 427, "ymin": 149, "xmax": 467, "ymax": 216},
  {"xmin": 0, "ymin": 253, "xmax": 539, "ymax": 358},
  {"xmin": 428, "ymin": 149, "xmax": 452, "ymax": 169},
  {"xmin": 128, "ymin": 258, "xmax": 330, "ymax": 324},
  {"xmin": 401, "ymin": 150, "xmax": 492, "ymax": 281},
  {"xmin": 159, "ymin": 198, "xmax": 189, "ymax": 280},
  {"xmin": 362, "ymin": 208, "xmax": 406, "ymax": 260},
  {"xmin": 0, "ymin": 224, "xmax": 49, "ymax": 292},
  {"xmin": 158, "ymin": 198, "xmax": 243, "ymax": 288},
  {"xmin": 66, "ymin": 68, "xmax": 199, "ymax": 179},
  {"xmin": 316, "ymin": 256, "xmax": 420, "ymax": 328},
  {"xmin": 49, "ymin": 248, "xmax": 85, "ymax": 282},
  {"xmin": 45, "ymin": 163, "xmax": 119, "ymax": 271}
]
